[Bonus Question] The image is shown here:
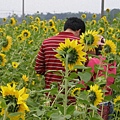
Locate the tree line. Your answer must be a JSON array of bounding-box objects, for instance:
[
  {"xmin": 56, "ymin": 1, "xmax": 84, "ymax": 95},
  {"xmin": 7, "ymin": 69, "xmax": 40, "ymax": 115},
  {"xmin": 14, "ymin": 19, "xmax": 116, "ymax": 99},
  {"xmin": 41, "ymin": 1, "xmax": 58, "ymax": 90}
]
[{"xmin": 0, "ymin": 8, "xmax": 120, "ymax": 24}]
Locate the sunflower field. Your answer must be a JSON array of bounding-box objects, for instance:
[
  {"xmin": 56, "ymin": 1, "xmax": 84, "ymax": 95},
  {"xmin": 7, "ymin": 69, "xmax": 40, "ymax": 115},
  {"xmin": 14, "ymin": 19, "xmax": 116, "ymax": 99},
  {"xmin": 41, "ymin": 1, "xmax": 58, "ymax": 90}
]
[{"xmin": 0, "ymin": 10, "xmax": 120, "ymax": 120}]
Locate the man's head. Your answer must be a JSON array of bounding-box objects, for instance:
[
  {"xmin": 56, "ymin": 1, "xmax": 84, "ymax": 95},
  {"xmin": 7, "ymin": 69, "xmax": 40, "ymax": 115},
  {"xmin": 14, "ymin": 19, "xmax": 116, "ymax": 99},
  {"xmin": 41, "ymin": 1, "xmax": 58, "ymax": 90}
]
[{"xmin": 64, "ymin": 17, "xmax": 85, "ymax": 37}]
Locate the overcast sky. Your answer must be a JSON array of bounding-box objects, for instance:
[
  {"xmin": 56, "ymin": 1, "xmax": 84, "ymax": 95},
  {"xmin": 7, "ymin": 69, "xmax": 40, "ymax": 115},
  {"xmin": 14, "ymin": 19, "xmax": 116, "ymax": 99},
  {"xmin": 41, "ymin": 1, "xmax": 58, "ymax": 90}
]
[{"xmin": 0, "ymin": 0, "xmax": 120, "ymax": 18}]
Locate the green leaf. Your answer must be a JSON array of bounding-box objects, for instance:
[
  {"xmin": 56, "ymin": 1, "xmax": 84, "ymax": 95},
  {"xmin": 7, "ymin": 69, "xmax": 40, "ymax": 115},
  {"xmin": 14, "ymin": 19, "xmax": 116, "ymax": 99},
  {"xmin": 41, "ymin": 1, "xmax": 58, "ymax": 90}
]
[
  {"xmin": 78, "ymin": 99, "xmax": 89, "ymax": 105},
  {"xmin": 89, "ymin": 104, "xmax": 98, "ymax": 111},
  {"xmin": 0, "ymin": 97, "xmax": 7, "ymax": 108},
  {"xmin": 75, "ymin": 84, "xmax": 85, "ymax": 88},
  {"xmin": 56, "ymin": 104, "xmax": 64, "ymax": 114},
  {"xmin": 94, "ymin": 65, "xmax": 104, "ymax": 73},
  {"xmin": 78, "ymin": 71, "xmax": 91, "ymax": 83},
  {"xmin": 110, "ymin": 84, "xmax": 119, "ymax": 91},
  {"xmin": 90, "ymin": 117, "xmax": 101, "ymax": 120},
  {"xmin": 50, "ymin": 112, "xmax": 64, "ymax": 120},
  {"xmin": 67, "ymin": 105, "xmax": 75, "ymax": 114},
  {"xmin": 73, "ymin": 110, "xmax": 85, "ymax": 117},
  {"xmin": 66, "ymin": 72, "xmax": 78, "ymax": 81},
  {"xmin": 104, "ymin": 95, "xmax": 113, "ymax": 101},
  {"xmin": 65, "ymin": 114, "xmax": 71, "ymax": 119},
  {"xmin": 9, "ymin": 112, "xmax": 23, "ymax": 117},
  {"xmin": 74, "ymin": 65, "xmax": 91, "ymax": 70},
  {"xmin": 36, "ymin": 108, "xmax": 45, "ymax": 116}
]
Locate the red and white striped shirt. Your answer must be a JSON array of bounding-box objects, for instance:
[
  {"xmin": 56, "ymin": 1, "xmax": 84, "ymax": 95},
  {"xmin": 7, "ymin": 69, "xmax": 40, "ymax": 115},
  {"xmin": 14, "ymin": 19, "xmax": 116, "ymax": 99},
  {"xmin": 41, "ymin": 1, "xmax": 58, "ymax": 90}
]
[{"xmin": 35, "ymin": 31, "xmax": 80, "ymax": 89}]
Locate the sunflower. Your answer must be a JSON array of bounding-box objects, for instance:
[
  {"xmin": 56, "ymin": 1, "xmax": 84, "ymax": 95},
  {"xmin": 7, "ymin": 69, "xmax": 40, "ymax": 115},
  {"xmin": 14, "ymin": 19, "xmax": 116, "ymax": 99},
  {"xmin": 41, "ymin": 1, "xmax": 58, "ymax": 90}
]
[
  {"xmin": 88, "ymin": 84, "xmax": 103, "ymax": 106},
  {"xmin": 40, "ymin": 21, "xmax": 45, "ymax": 28},
  {"xmin": 107, "ymin": 27, "xmax": 114, "ymax": 35},
  {"xmin": 0, "ymin": 83, "xmax": 29, "ymax": 120},
  {"xmin": 106, "ymin": 8, "xmax": 110, "ymax": 13},
  {"xmin": 28, "ymin": 40, "xmax": 33, "ymax": 44},
  {"xmin": 29, "ymin": 16, "xmax": 33, "ymax": 20},
  {"xmin": 55, "ymin": 38, "xmax": 87, "ymax": 70},
  {"xmin": 101, "ymin": 16, "xmax": 107, "ymax": 21},
  {"xmin": 113, "ymin": 18, "xmax": 117, "ymax": 23},
  {"xmin": 97, "ymin": 27, "xmax": 104, "ymax": 35},
  {"xmin": 52, "ymin": 16, "xmax": 56, "ymax": 20},
  {"xmin": 17, "ymin": 34, "xmax": 25, "ymax": 42},
  {"xmin": 90, "ymin": 20, "xmax": 96, "ymax": 25},
  {"xmin": 0, "ymin": 31, "xmax": 6, "ymax": 38},
  {"xmin": 50, "ymin": 26, "xmax": 57, "ymax": 33},
  {"xmin": 80, "ymin": 30, "xmax": 100, "ymax": 51},
  {"xmin": 35, "ymin": 17, "xmax": 40, "ymax": 23},
  {"xmin": 112, "ymin": 30, "xmax": 120, "ymax": 41},
  {"xmin": 32, "ymin": 81, "xmax": 35, "ymax": 85},
  {"xmin": 12, "ymin": 62, "xmax": 19, "ymax": 68},
  {"xmin": 43, "ymin": 26, "xmax": 48, "ymax": 33},
  {"xmin": 9, "ymin": 17, "xmax": 16, "ymax": 26},
  {"xmin": 21, "ymin": 29, "xmax": 31, "ymax": 39},
  {"xmin": 71, "ymin": 87, "xmax": 81, "ymax": 97},
  {"xmin": 29, "ymin": 25, "xmax": 34, "ymax": 30},
  {"xmin": 104, "ymin": 20, "xmax": 109, "ymax": 26},
  {"xmin": 81, "ymin": 14, "xmax": 86, "ymax": 19},
  {"xmin": 92, "ymin": 14, "xmax": 97, "ymax": 19},
  {"xmin": 0, "ymin": 53, "xmax": 7, "ymax": 66},
  {"xmin": 2, "ymin": 36, "xmax": 12, "ymax": 52},
  {"xmin": 22, "ymin": 20, "xmax": 26, "ymax": 24},
  {"xmin": 102, "ymin": 40, "xmax": 116, "ymax": 55},
  {"xmin": 2, "ymin": 18, "xmax": 7, "ymax": 22},
  {"xmin": 22, "ymin": 75, "xmax": 29, "ymax": 82},
  {"xmin": 114, "ymin": 96, "xmax": 120, "ymax": 112},
  {"xmin": 48, "ymin": 19, "xmax": 55, "ymax": 27},
  {"xmin": 34, "ymin": 26, "xmax": 38, "ymax": 32}
]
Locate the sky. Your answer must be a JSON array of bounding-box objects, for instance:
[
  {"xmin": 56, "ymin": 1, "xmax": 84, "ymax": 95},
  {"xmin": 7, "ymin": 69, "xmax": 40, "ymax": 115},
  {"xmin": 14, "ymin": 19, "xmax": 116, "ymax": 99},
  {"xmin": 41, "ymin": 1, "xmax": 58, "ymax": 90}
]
[{"xmin": 0, "ymin": 0, "xmax": 120, "ymax": 18}]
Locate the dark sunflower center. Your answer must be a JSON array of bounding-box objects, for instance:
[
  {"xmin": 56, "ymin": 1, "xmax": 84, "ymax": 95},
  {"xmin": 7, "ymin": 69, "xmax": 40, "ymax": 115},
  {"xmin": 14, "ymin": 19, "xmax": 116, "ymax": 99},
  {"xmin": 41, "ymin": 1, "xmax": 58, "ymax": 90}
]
[
  {"xmin": 108, "ymin": 29, "xmax": 112, "ymax": 33},
  {"xmin": 18, "ymin": 36, "xmax": 22, "ymax": 41},
  {"xmin": 62, "ymin": 47, "xmax": 78, "ymax": 64},
  {"xmin": 84, "ymin": 34, "xmax": 94, "ymax": 45},
  {"xmin": 2, "ymin": 40, "xmax": 8, "ymax": 47},
  {"xmin": 36, "ymin": 19, "xmax": 39, "ymax": 22},
  {"xmin": 3, "ymin": 18, "xmax": 6, "ymax": 21},
  {"xmin": 10, "ymin": 20, "xmax": 13, "ymax": 24},
  {"xmin": 104, "ymin": 45, "xmax": 111, "ymax": 53},
  {"xmin": 34, "ymin": 28, "xmax": 38, "ymax": 31},
  {"xmin": 89, "ymin": 91, "xmax": 96, "ymax": 104},
  {"xmin": 0, "ymin": 55, "xmax": 3, "ymax": 63},
  {"xmin": 91, "ymin": 21, "xmax": 95, "ymax": 25},
  {"xmin": 51, "ymin": 28, "xmax": 55, "ymax": 32},
  {"xmin": 24, "ymin": 32, "xmax": 28, "ymax": 37},
  {"xmin": 49, "ymin": 22, "xmax": 53, "ymax": 26},
  {"xmin": 73, "ymin": 89, "xmax": 80, "ymax": 96},
  {"xmin": 98, "ymin": 29, "xmax": 103, "ymax": 34},
  {"xmin": 40, "ymin": 22, "xmax": 44, "ymax": 26},
  {"xmin": 13, "ymin": 64, "xmax": 17, "ymax": 67},
  {"xmin": 5, "ymin": 95, "xmax": 19, "ymax": 113}
]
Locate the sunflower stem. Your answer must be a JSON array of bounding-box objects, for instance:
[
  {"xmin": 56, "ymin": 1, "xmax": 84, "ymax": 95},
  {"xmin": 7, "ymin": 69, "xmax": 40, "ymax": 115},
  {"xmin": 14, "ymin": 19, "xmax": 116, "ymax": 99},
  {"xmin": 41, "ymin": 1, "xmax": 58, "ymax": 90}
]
[
  {"xmin": 115, "ymin": 104, "xmax": 119, "ymax": 120},
  {"xmin": 64, "ymin": 54, "xmax": 69, "ymax": 117},
  {"xmin": 92, "ymin": 109, "xmax": 95, "ymax": 117},
  {"xmin": 3, "ymin": 103, "xmax": 11, "ymax": 120},
  {"xmin": 101, "ymin": 103, "xmax": 104, "ymax": 118},
  {"xmin": 3, "ymin": 107, "xmax": 7, "ymax": 120}
]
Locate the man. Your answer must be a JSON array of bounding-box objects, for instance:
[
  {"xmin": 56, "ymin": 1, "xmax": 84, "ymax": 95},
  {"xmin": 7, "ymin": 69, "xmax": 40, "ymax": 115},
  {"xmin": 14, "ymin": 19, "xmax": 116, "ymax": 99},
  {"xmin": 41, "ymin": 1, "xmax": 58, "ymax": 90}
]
[{"xmin": 35, "ymin": 17, "xmax": 85, "ymax": 89}]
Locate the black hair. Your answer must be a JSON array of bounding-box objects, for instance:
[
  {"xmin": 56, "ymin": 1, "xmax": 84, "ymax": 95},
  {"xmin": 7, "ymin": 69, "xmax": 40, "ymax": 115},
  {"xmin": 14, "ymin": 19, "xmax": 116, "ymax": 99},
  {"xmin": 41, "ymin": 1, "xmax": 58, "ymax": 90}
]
[
  {"xmin": 64, "ymin": 17, "xmax": 85, "ymax": 35},
  {"xmin": 95, "ymin": 45, "xmax": 103, "ymax": 55}
]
